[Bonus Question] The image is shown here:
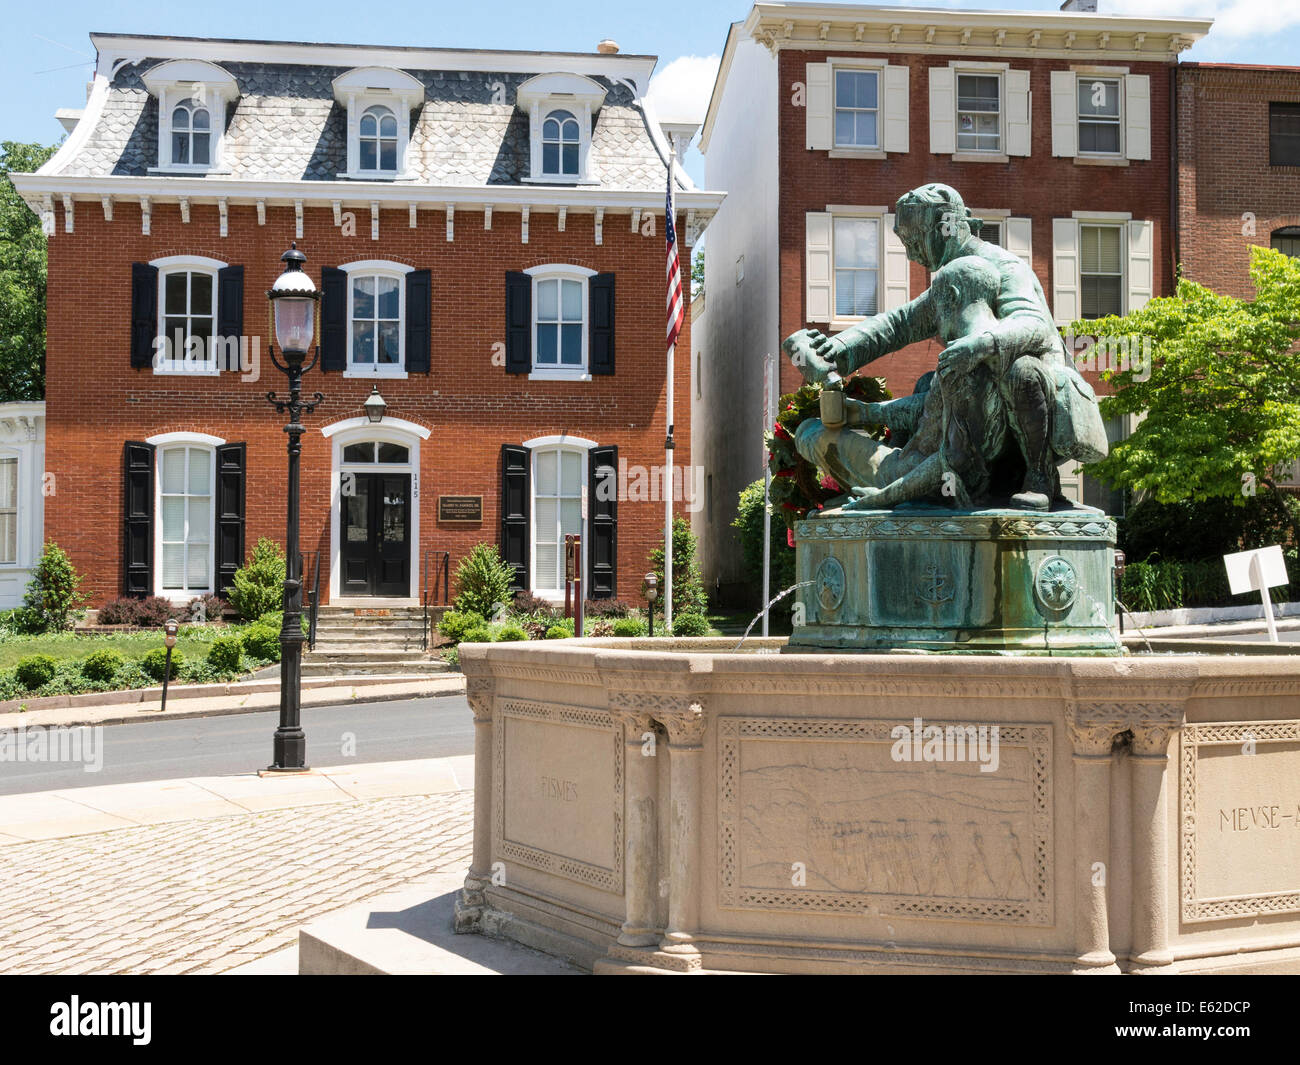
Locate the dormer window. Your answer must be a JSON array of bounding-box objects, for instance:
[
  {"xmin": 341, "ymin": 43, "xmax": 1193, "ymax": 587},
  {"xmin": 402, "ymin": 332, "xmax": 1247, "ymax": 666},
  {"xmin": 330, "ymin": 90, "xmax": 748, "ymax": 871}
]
[
  {"xmin": 142, "ymin": 60, "xmax": 239, "ymax": 173},
  {"xmin": 517, "ymin": 73, "xmax": 607, "ymax": 184},
  {"xmin": 543, "ymin": 110, "xmax": 580, "ymax": 176},
  {"xmin": 332, "ymin": 67, "xmax": 424, "ymax": 180}
]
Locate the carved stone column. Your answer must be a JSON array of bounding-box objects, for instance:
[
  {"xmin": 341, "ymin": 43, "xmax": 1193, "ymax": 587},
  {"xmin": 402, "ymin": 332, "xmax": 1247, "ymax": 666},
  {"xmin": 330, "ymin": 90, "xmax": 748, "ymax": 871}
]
[
  {"xmin": 1129, "ymin": 712, "xmax": 1183, "ymax": 969},
  {"xmin": 658, "ymin": 701, "xmax": 707, "ymax": 967},
  {"xmin": 454, "ymin": 675, "xmax": 495, "ymax": 934},
  {"xmin": 608, "ymin": 708, "xmax": 660, "ymax": 947},
  {"xmin": 1066, "ymin": 709, "xmax": 1121, "ymax": 972}
]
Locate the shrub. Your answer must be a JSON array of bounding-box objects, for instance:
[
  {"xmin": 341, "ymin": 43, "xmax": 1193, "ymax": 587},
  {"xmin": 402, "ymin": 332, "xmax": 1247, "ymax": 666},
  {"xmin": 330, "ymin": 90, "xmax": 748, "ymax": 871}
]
[
  {"xmin": 494, "ymin": 623, "xmax": 529, "ymax": 642},
  {"xmin": 512, "ymin": 591, "xmax": 555, "ymax": 615},
  {"xmin": 240, "ymin": 622, "xmax": 281, "ymax": 663},
  {"xmin": 97, "ymin": 596, "xmax": 175, "ymax": 627},
  {"xmin": 188, "ymin": 594, "xmax": 229, "ymax": 624},
  {"xmin": 14, "ymin": 654, "xmax": 58, "ymax": 691},
  {"xmin": 207, "ymin": 634, "xmax": 244, "ymax": 672},
  {"xmin": 81, "ymin": 649, "xmax": 124, "ymax": 682},
  {"xmin": 649, "ymin": 518, "xmax": 710, "ymax": 616},
  {"xmin": 440, "ymin": 645, "xmax": 460, "ymax": 669},
  {"xmin": 544, "ymin": 618, "xmax": 575, "ymax": 639},
  {"xmin": 733, "ymin": 479, "xmax": 797, "ymax": 612},
  {"xmin": 461, "ymin": 625, "xmax": 494, "ymax": 644},
  {"xmin": 141, "ymin": 648, "xmax": 184, "ymax": 682},
  {"xmin": 438, "ymin": 610, "xmax": 487, "ymax": 645},
  {"xmin": 1119, "ymin": 493, "xmax": 1300, "ymax": 564},
  {"xmin": 0, "ymin": 607, "xmax": 42, "ymax": 634},
  {"xmin": 612, "ymin": 616, "xmax": 647, "ymax": 637},
  {"xmin": 584, "ymin": 598, "xmax": 635, "ymax": 619},
  {"xmin": 180, "ymin": 659, "xmax": 221, "ymax": 684},
  {"xmin": 21, "ymin": 542, "xmax": 91, "ymax": 633},
  {"xmin": 670, "ymin": 612, "xmax": 711, "ymax": 637},
  {"xmin": 96, "ymin": 598, "xmax": 137, "ymax": 625},
  {"xmin": 452, "ymin": 544, "xmax": 516, "ymax": 618},
  {"xmin": 229, "ymin": 538, "xmax": 287, "ymax": 621}
]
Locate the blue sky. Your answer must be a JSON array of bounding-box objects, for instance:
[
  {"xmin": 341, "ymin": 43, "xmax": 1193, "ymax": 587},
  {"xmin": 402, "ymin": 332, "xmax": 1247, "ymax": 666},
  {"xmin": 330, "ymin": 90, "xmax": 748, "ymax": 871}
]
[{"xmin": 3, "ymin": 0, "xmax": 1297, "ymax": 187}]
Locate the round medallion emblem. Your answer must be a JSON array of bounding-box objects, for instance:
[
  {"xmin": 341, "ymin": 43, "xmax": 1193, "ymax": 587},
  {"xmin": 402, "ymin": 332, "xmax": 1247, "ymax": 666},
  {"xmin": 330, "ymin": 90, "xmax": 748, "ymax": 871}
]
[
  {"xmin": 1034, "ymin": 555, "xmax": 1078, "ymax": 614},
  {"xmin": 816, "ymin": 556, "xmax": 846, "ymax": 612}
]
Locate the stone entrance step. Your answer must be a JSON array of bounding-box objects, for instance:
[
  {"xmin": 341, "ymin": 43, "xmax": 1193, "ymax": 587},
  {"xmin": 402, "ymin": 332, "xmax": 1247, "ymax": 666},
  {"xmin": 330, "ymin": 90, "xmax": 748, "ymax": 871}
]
[{"xmin": 303, "ymin": 604, "xmax": 449, "ymax": 678}]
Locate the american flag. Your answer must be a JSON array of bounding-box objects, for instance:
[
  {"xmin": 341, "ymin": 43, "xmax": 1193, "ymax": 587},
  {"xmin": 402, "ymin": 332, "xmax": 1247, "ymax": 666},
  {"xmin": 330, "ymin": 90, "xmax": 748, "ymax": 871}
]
[{"xmin": 666, "ymin": 168, "xmax": 684, "ymax": 350}]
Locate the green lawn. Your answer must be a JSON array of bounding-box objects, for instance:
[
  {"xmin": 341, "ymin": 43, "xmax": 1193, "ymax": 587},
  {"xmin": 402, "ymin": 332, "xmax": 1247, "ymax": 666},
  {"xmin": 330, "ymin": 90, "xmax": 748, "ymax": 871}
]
[{"xmin": 0, "ymin": 627, "xmax": 230, "ymax": 670}]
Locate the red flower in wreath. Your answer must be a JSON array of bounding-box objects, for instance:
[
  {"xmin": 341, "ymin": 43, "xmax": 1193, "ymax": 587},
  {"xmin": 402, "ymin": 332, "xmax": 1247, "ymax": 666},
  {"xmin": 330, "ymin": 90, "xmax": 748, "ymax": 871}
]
[
  {"xmin": 772, "ymin": 422, "xmax": 792, "ymax": 442},
  {"xmin": 786, "ymin": 528, "xmax": 796, "ymax": 548},
  {"xmin": 819, "ymin": 474, "xmax": 841, "ymax": 492},
  {"xmin": 775, "ymin": 467, "xmax": 796, "ymax": 479}
]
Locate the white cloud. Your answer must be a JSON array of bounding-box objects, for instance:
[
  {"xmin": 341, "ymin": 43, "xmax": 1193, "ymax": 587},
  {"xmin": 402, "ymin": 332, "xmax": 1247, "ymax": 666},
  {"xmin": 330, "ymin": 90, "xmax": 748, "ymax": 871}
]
[{"xmin": 645, "ymin": 54, "xmax": 721, "ymax": 126}]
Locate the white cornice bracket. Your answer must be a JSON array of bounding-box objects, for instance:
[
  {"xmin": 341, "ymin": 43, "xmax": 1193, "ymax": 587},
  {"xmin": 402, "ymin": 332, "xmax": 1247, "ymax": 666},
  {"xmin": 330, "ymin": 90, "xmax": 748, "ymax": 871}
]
[
  {"xmin": 819, "ymin": 21, "xmax": 830, "ymax": 40},
  {"xmin": 888, "ymin": 25, "xmax": 901, "ymax": 44},
  {"xmin": 409, "ymin": 202, "xmax": 417, "ymax": 229},
  {"xmin": 62, "ymin": 194, "xmax": 74, "ymax": 233},
  {"xmin": 630, "ymin": 208, "xmax": 641, "ymax": 233},
  {"xmin": 178, "ymin": 197, "xmax": 190, "ymax": 224},
  {"xmin": 294, "ymin": 199, "xmax": 303, "ymax": 239},
  {"xmin": 961, "ymin": 28, "xmax": 972, "ymax": 47},
  {"xmin": 332, "ymin": 199, "xmax": 342, "ymax": 227},
  {"xmin": 370, "ymin": 201, "xmax": 379, "ymax": 241},
  {"xmin": 484, "ymin": 204, "xmax": 492, "ymax": 230},
  {"xmin": 1134, "ymin": 34, "xmax": 1146, "ymax": 51},
  {"xmin": 256, "ymin": 199, "xmax": 266, "ymax": 226},
  {"xmin": 595, "ymin": 206, "xmax": 604, "ymax": 245},
  {"xmin": 218, "ymin": 198, "xmax": 228, "ymax": 237},
  {"xmin": 1065, "ymin": 31, "xmax": 1076, "ymax": 49},
  {"xmin": 1099, "ymin": 32, "xmax": 1109, "ymax": 50},
  {"xmin": 995, "ymin": 29, "xmax": 1006, "ymax": 47},
  {"xmin": 1030, "ymin": 30, "xmax": 1042, "ymax": 48},
  {"xmin": 685, "ymin": 209, "xmax": 696, "ymax": 247},
  {"xmin": 445, "ymin": 203, "xmax": 454, "ymax": 241},
  {"xmin": 41, "ymin": 194, "xmax": 54, "ymax": 236},
  {"xmin": 557, "ymin": 206, "xmax": 566, "ymax": 232},
  {"xmin": 925, "ymin": 26, "xmax": 936, "ymax": 44},
  {"xmin": 140, "ymin": 196, "xmax": 151, "ymax": 236},
  {"xmin": 521, "ymin": 205, "xmax": 529, "ymax": 244},
  {"xmin": 101, "ymin": 195, "xmax": 112, "ymax": 222}
]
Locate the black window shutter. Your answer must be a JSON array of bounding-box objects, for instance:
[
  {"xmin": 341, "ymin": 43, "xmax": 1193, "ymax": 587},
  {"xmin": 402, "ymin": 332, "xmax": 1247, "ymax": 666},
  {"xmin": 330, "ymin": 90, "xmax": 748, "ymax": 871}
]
[
  {"xmin": 501, "ymin": 444, "xmax": 531, "ymax": 591},
  {"xmin": 214, "ymin": 443, "xmax": 246, "ymax": 597},
  {"xmin": 405, "ymin": 269, "xmax": 432, "ymax": 373},
  {"xmin": 505, "ymin": 271, "xmax": 531, "ymax": 374},
  {"xmin": 131, "ymin": 263, "xmax": 159, "ymax": 368},
  {"xmin": 123, "ymin": 441, "xmax": 155, "ymax": 596},
  {"xmin": 588, "ymin": 445, "xmax": 617, "ymax": 598},
  {"xmin": 216, "ymin": 266, "xmax": 244, "ymax": 363},
  {"xmin": 321, "ymin": 266, "xmax": 347, "ymax": 372},
  {"xmin": 589, "ymin": 273, "xmax": 615, "ymax": 376}
]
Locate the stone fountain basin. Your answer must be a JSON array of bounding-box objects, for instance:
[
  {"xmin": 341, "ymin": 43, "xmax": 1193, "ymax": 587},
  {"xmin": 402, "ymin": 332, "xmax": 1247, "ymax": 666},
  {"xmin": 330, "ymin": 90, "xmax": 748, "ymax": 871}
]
[{"xmin": 456, "ymin": 640, "xmax": 1300, "ymax": 975}]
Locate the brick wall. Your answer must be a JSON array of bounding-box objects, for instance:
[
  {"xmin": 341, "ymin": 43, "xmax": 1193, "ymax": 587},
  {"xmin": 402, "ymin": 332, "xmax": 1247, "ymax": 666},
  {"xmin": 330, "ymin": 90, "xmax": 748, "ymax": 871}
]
[
  {"xmin": 777, "ymin": 49, "xmax": 1176, "ymax": 400},
  {"xmin": 44, "ymin": 200, "xmax": 689, "ymax": 606},
  {"xmin": 1176, "ymin": 63, "xmax": 1300, "ymax": 298}
]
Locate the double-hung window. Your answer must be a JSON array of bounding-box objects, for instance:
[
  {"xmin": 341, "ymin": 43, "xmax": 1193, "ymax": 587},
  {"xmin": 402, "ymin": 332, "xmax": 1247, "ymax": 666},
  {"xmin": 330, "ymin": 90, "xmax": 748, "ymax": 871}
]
[
  {"xmin": 351, "ymin": 275, "xmax": 402, "ymax": 369},
  {"xmin": 976, "ymin": 218, "xmax": 1003, "ymax": 247},
  {"xmin": 542, "ymin": 110, "xmax": 580, "ymax": 176},
  {"xmin": 1078, "ymin": 78, "xmax": 1122, "ymax": 156},
  {"xmin": 152, "ymin": 255, "xmax": 228, "ymax": 373},
  {"xmin": 1271, "ymin": 103, "xmax": 1300, "ymax": 167},
  {"xmin": 0, "ymin": 457, "xmax": 16, "ymax": 565},
  {"xmin": 159, "ymin": 445, "xmax": 213, "ymax": 595},
  {"xmin": 1080, "ymin": 224, "xmax": 1124, "ymax": 319},
  {"xmin": 359, "ymin": 105, "xmax": 399, "ymax": 173},
  {"xmin": 170, "ymin": 102, "xmax": 212, "ymax": 167},
  {"xmin": 957, "ymin": 73, "xmax": 1001, "ymax": 152},
  {"xmin": 1272, "ymin": 226, "xmax": 1300, "ymax": 258},
  {"xmin": 535, "ymin": 276, "xmax": 585, "ymax": 370},
  {"xmin": 834, "ymin": 69, "xmax": 879, "ymax": 149},
  {"xmin": 531, "ymin": 447, "xmax": 584, "ymax": 596},
  {"xmin": 833, "ymin": 217, "xmax": 880, "ymax": 319}
]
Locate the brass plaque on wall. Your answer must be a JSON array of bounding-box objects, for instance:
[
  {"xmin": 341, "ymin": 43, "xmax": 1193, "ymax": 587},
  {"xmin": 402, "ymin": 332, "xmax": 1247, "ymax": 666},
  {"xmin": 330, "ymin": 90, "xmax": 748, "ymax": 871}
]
[{"xmin": 438, "ymin": 495, "xmax": 483, "ymax": 523}]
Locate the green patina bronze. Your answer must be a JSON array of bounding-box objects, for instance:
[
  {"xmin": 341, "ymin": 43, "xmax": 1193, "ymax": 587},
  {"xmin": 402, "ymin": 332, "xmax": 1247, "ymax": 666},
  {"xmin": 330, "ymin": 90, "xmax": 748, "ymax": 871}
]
[{"xmin": 781, "ymin": 183, "xmax": 1121, "ymax": 654}]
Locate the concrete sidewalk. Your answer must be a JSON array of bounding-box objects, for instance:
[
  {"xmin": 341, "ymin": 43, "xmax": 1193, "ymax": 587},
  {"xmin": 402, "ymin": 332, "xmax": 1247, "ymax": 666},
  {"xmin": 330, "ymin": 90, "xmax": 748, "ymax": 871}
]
[{"xmin": 0, "ymin": 674, "xmax": 466, "ymax": 732}]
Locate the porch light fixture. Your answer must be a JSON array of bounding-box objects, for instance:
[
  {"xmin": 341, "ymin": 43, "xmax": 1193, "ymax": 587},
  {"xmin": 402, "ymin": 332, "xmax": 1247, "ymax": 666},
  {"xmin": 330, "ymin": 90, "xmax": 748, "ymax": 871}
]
[
  {"xmin": 363, "ymin": 384, "xmax": 387, "ymax": 424},
  {"xmin": 267, "ymin": 242, "xmax": 320, "ymax": 362}
]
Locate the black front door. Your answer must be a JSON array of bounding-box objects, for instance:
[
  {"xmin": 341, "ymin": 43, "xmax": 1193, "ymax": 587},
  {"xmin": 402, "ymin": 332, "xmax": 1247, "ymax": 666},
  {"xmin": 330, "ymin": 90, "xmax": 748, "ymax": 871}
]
[{"xmin": 340, "ymin": 472, "xmax": 411, "ymax": 597}]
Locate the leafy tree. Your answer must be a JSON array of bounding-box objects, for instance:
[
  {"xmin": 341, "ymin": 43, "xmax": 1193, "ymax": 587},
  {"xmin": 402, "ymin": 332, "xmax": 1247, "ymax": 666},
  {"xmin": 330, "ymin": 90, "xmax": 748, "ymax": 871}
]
[
  {"xmin": 1080, "ymin": 246, "xmax": 1300, "ymax": 544},
  {"xmin": 649, "ymin": 517, "xmax": 709, "ymax": 616},
  {"xmin": 732, "ymin": 478, "xmax": 797, "ymax": 609},
  {"xmin": 228, "ymin": 538, "xmax": 286, "ymax": 620},
  {"xmin": 22, "ymin": 541, "xmax": 90, "ymax": 631},
  {"xmin": 0, "ymin": 141, "xmax": 58, "ymax": 401},
  {"xmin": 452, "ymin": 543, "xmax": 515, "ymax": 618},
  {"xmin": 691, "ymin": 246, "xmax": 704, "ymax": 297}
]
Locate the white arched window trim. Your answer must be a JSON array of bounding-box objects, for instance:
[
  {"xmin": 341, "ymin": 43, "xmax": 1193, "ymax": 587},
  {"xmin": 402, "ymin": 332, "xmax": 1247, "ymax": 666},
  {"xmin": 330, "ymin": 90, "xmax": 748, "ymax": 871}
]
[
  {"xmin": 147, "ymin": 432, "xmax": 225, "ymax": 601},
  {"xmin": 0, "ymin": 447, "xmax": 20, "ymax": 567},
  {"xmin": 340, "ymin": 260, "xmax": 413, "ymax": 380},
  {"xmin": 518, "ymin": 72, "xmax": 605, "ymax": 185},
  {"xmin": 324, "ymin": 418, "xmax": 426, "ymax": 604},
  {"xmin": 333, "ymin": 69, "xmax": 423, "ymax": 182},
  {"xmin": 523, "ymin": 435, "xmax": 595, "ymax": 601},
  {"xmin": 524, "ymin": 264, "xmax": 597, "ymax": 381},
  {"xmin": 150, "ymin": 256, "xmax": 228, "ymax": 377},
  {"xmin": 143, "ymin": 60, "xmax": 238, "ymax": 174}
]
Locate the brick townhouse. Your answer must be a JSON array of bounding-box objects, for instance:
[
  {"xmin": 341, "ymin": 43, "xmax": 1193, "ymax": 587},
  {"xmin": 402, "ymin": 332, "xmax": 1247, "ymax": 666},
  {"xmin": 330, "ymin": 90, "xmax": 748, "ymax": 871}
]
[
  {"xmin": 13, "ymin": 32, "xmax": 722, "ymax": 610},
  {"xmin": 693, "ymin": 2, "xmax": 1209, "ymax": 599}
]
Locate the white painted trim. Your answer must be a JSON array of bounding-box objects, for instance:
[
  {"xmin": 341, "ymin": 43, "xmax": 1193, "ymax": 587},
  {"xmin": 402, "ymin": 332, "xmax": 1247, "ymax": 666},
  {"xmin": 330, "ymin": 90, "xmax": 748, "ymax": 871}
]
[
  {"xmin": 1072, "ymin": 210, "xmax": 1133, "ymax": 221},
  {"xmin": 527, "ymin": 441, "xmax": 591, "ymax": 600},
  {"xmin": 529, "ymin": 267, "xmax": 591, "ymax": 375},
  {"xmin": 529, "ymin": 371, "xmax": 593, "ymax": 383},
  {"xmin": 328, "ymin": 420, "xmax": 424, "ymax": 603},
  {"xmin": 42, "ymin": 74, "xmax": 111, "ymax": 177},
  {"xmin": 149, "ymin": 254, "xmax": 228, "ymax": 271},
  {"xmin": 146, "ymin": 431, "xmax": 227, "ymax": 447},
  {"xmin": 339, "ymin": 259, "xmax": 415, "ymax": 275},
  {"xmin": 523, "ymin": 263, "xmax": 597, "ymax": 278},
  {"xmin": 320, "ymin": 415, "xmax": 431, "ymax": 440},
  {"xmin": 152, "ymin": 441, "xmax": 218, "ymax": 599},
  {"xmin": 522, "ymin": 433, "xmax": 597, "ymax": 450},
  {"xmin": 343, "ymin": 264, "xmax": 408, "ymax": 374},
  {"xmin": 152, "ymin": 260, "xmax": 226, "ymax": 376}
]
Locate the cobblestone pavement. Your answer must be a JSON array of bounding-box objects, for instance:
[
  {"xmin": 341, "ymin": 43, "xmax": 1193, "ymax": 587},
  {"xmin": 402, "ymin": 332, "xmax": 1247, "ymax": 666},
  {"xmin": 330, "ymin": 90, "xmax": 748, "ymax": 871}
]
[{"xmin": 0, "ymin": 791, "xmax": 473, "ymax": 974}]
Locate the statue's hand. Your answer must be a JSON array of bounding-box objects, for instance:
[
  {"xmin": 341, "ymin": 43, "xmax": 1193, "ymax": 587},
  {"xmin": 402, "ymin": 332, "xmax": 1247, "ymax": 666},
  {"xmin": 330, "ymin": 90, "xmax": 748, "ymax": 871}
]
[
  {"xmin": 783, "ymin": 329, "xmax": 846, "ymax": 384},
  {"xmin": 936, "ymin": 333, "xmax": 990, "ymax": 383}
]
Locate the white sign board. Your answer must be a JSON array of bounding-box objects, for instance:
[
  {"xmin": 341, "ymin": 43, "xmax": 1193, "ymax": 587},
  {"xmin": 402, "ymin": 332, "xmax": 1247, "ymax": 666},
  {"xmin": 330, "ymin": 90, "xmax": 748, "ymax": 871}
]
[{"xmin": 1224, "ymin": 545, "xmax": 1288, "ymax": 595}]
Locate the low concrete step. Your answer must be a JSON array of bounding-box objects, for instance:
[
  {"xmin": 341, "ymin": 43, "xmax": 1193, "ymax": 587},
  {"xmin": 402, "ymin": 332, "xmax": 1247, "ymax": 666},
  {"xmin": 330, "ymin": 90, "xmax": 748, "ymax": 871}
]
[
  {"xmin": 311, "ymin": 638, "xmax": 429, "ymax": 652},
  {"xmin": 306, "ymin": 649, "xmax": 433, "ymax": 662},
  {"xmin": 300, "ymin": 660, "xmax": 449, "ymax": 677}
]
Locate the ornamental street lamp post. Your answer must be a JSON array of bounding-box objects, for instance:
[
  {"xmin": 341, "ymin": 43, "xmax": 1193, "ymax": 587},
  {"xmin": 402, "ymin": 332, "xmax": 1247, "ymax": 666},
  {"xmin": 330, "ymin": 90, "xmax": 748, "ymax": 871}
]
[{"xmin": 265, "ymin": 242, "xmax": 323, "ymax": 772}]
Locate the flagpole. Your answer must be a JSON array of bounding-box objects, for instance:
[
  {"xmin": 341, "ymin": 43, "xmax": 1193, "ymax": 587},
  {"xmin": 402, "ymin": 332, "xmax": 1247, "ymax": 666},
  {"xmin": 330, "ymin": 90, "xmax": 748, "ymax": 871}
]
[
  {"xmin": 762, "ymin": 353, "xmax": 773, "ymax": 637},
  {"xmin": 664, "ymin": 146, "xmax": 676, "ymax": 633}
]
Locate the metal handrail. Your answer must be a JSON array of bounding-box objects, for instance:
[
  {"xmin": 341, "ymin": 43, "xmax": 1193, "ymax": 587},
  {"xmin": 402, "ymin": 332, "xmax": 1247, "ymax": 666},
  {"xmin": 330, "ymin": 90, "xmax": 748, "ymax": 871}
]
[
  {"xmin": 306, "ymin": 550, "xmax": 321, "ymax": 651},
  {"xmin": 422, "ymin": 549, "xmax": 451, "ymax": 650}
]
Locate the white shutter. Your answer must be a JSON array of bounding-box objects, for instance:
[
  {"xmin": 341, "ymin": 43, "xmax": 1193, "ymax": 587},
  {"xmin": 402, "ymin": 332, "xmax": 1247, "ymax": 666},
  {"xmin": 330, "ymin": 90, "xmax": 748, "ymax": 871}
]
[
  {"xmin": 1124, "ymin": 74, "xmax": 1151, "ymax": 161},
  {"xmin": 806, "ymin": 62, "xmax": 832, "ymax": 150},
  {"xmin": 806, "ymin": 212, "xmax": 833, "ymax": 323},
  {"xmin": 1127, "ymin": 219, "xmax": 1153, "ymax": 312},
  {"xmin": 882, "ymin": 213, "xmax": 910, "ymax": 310},
  {"xmin": 882, "ymin": 64, "xmax": 910, "ymax": 153},
  {"xmin": 1057, "ymin": 459, "xmax": 1084, "ymax": 504},
  {"xmin": 1050, "ymin": 71, "xmax": 1078, "ymax": 158},
  {"xmin": 1006, "ymin": 69, "xmax": 1031, "ymax": 156},
  {"xmin": 1052, "ymin": 218, "xmax": 1080, "ymax": 325},
  {"xmin": 1006, "ymin": 217, "xmax": 1034, "ymax": 274},
  {"xmin": 929, "ymin": 66, "xmax": 956, "ymax": 155}
]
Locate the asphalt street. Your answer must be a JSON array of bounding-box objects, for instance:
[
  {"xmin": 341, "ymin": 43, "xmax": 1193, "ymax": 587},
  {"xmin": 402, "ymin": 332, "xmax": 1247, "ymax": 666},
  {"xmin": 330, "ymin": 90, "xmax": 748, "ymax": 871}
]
[{"xmin": 0, "ymin": 694, "xmax": 473, "ymax": 795}]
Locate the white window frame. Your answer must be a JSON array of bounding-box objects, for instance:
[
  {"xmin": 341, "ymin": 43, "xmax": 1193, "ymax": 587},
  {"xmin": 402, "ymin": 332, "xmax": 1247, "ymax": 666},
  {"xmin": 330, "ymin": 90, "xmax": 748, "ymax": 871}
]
[
  {"xmin": 1077, "ymin": 220, "xmax": 1127, "ymax": 320},
  {"xmin": 1077, "ymin": 75, "xmax": 1124, "ymax": 158},
  {"xmin": 826, "ymin": 210, "xmax": 884, "ymax": 332},
  {"xmin": 524, "ymin": 263, "xmax": 596, "ymax": 381},
  {"xmin": 523, "ymin": 434, "xmax": 596, "ymax": 601},
  {"xmin": 142, "ymin": 61, "xmax": 238, "ymax": 175},
  {"xmin": 833, "ymin": 66, "xmax": 881, "ymax": 151},
  {"xmin": 148, "ymin": 432, "xmax": 225, "ymax": 601},
  {"xmin": 0, "ymin": 452, "xmax": 18, "ymax": 567},
  {"xmin": 340, "ymin": 260, "xmax": 413, "ymax": 380},
  {"xmin": 518, "ymin": 73, "xmax": 606, "ymax": 184},
  {"xmin": 333, "ymin": 68, "xmax": 423, "ymax": 181},
  {"xmin": 954, "ymin": 69, "xmax": 1004, "ymax": 155},
  {"xmin": 357, "ymin": 103, "xmax": 400, "ymax": 176},
  {"xmin": 540, "ymin": 108, "xmax": 582, "ymax": 178},
  {"xmin": 151, "ymin": 255, "xmax": 227, "ymax": 376}
]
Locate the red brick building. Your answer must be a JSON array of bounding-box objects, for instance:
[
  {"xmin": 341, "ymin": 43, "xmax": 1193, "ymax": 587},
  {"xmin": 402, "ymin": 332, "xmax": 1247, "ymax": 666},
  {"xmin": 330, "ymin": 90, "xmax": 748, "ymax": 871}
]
[
  {"xmin": 14, "ymin": 33, "xmax": 722, "ymax": 609},
  {"xmin": 694, "ymin": 2, "xmax": 1210, "ymax": 597},
  {"xmin": 1176, "ymin": 62, "xmax": 1300, "ymax": 297}
]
